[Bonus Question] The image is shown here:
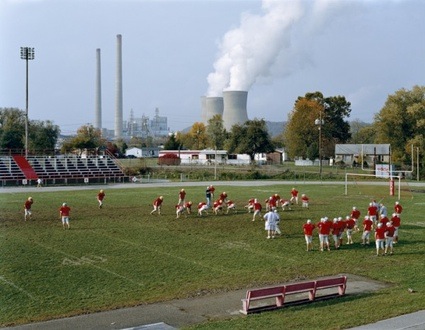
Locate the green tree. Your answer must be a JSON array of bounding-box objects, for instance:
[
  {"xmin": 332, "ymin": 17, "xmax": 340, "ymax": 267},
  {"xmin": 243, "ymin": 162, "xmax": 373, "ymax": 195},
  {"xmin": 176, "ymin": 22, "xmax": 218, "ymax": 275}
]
[
  {"xmin": 227, "ymin": 119, "xmax": 275, "ymax": 162},
  {"xmin": 374, "ymin": 85, "xmax": 425, "ymax": 164},
  {"xmin": 28, "ymin": 120, "xmax": 60, "ymax": 153},
  {"xmin": 0, "ymin": 108, "xmax": 25, "ymax": 150},
  {"xmin": 61, "ymin": 125, "xmax": 104, "ymax": 154},
  {"xmin": 163, "ymin": 133, "xmax": 182, "ymax": 150},
  {"xmin": 349, "ymin": 120, "xmax": 375, "ymax": 144},
  {"xmin": 206, "ymin": 115, "xmax": 227, "ymax": 150}
]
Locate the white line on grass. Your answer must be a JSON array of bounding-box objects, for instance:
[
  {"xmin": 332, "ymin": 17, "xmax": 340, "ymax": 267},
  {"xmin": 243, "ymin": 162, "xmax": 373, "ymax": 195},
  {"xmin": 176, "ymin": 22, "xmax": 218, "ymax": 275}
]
[
  {"xmin": 0, "ymin": 275, "xmax": 37, "ymax": 300},
  {"xmin": 32, "ymin": 241, "xmax": 145, "ymax": 288},
  {"xmin": 93, "ymin": 232, "xmax": 232, "ymax": 275}
]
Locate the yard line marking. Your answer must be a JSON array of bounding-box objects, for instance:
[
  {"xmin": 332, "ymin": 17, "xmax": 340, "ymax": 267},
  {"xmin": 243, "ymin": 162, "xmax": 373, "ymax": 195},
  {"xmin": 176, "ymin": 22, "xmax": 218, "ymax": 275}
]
[
  {"xmin": 0, "ymin": 275, "xmax": 37, "ymax": 300},
  {"xmin": 94, "ymin": 232, "xmax": 232, "ymax": 275},
  {"xmin": 31, "ymin": 241, "xmax": 144, "ymax": 288}
]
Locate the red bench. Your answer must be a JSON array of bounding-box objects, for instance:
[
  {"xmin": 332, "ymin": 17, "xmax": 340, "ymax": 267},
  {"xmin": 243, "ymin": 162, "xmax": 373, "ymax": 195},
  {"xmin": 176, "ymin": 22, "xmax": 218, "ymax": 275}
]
[
  {"xmin": 241, "ymin": 286, "xmax": 285, "ymax": 314},
  {"xmin": 240, "ymin": 276, "xmax": 347, "ymax": 315}
]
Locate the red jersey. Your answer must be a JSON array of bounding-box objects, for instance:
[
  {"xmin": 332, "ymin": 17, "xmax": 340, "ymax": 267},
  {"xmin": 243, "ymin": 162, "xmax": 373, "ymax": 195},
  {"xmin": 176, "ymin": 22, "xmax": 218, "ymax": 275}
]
[
  {"xmin": 269, "ymin": 198, "xmax": 277, "ymax": 208},
  {"xmin": 303, "ymin": 223, "xmax": 315, "ymax": 236},
  {"xmin": 254, "ymin": 202, "xmax": 262, "ymax": 211},
  {"xmin": 375, "ymin": 226, "xmax": 386, "ymax": 240},
  {"xmin": 184, "ymin": 202, "xmax": 192, "ymax": 210},
  {"xmin": 331, "ymin": 222, "xmax": 341, "ymax": 235},
  {"xmin": 198, "ymin": 202, "xmax": 207, "ymax": 209},
  {"xmin": 301, "ymin": 195, "xmax": 309, "ymax": 203},
  {"xmin": 213, "ymin": 200, "xmax": 223, "ymax": 209},
  {"xmin": 97, "ymin": 192, "xmax": 105, "ymax": 201},
  {"xmin": 379, "ymin": 216, "xmax": 389, "ymax": 226},
  {"xmin": 368, "ymin": 205, "xmax": 378, "ymax": 216},
  {"xmin": 385, "ymin": 226, "xmax": 395, "ymax": 237},
  {"xmin": 153, "ymin": 198, "xmax": 163, "ymax": 207},
  {"xmin": 317, "ymin": 221, "xmax": 332, "ymax": 235},
  {"xmin": 60, "ymin": 206, "xmax": 71, "ymax": 217},
  {"xmin": 345, "ymin": 218, "xmax": 356, "ymax": 229},
  {"xmin": 179, "ymin": 191, "xmax": 186, "ymax": 200},
  {"xmin": 394, "ymin": 204, "xmax": 403, "ymax": 214},
  {"xmin": 24, "ymin": 200, "xmax": 33, "ymax": 210},
  {"xmin": 391, "ymin": 215, "xmax": 401, "ymax": 227},
  {"xmin": 363, "ymin": 218, "xmax": 373, "ymax": 231},
  {"xmin": 209, "ymin": 186, "xmax": 215, "ymax": 195},
  {"xmin": 351, "ymin": 209, "xmax": 361, "ymax": 219},
  {"xmin": 291, "ymin": 189, "xmax": 299, "ymax": 198},
  {"xmin": 219, "ymin": 192, "xmax": 227, "ymax": 201}
]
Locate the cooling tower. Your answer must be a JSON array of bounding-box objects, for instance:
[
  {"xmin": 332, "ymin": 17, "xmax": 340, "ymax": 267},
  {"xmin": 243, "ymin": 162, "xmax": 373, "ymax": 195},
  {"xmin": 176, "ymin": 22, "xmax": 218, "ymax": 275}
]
[
  {"xmin": 205, "ymin": 97, "xmax": 224, "ymax": 123},
  {"xmin": 95, "ymin": 48, "xmax": 102, "ymax": 131},
  {"xmin": 200, "ymin": 96, "xmax": 207, "ymax": 124},
  {"xmin": 115, "ymin": 34, "xmax": 123, "ymax": 139},
  {"xmin": 222, "ymin": 90, "xmax": 248, "ymax": 131}
]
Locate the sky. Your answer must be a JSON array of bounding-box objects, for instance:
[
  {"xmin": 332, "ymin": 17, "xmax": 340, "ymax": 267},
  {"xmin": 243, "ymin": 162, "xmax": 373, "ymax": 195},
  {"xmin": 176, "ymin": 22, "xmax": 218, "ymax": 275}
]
[{"xmin": 1, "ymin": 0, "xmax": 424, "ymax": 136}]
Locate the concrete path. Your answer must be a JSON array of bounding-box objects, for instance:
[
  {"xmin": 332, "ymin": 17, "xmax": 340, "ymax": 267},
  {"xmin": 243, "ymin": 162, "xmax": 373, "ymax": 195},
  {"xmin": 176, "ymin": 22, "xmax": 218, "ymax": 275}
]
[{"xmin": 3, "ymin": 274, "xmax": 397, "ymax": 330}]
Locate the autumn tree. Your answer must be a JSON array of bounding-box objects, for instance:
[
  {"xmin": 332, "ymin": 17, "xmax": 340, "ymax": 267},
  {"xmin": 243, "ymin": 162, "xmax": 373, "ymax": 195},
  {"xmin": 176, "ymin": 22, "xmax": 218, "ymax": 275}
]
[
  {"xmin": 28, "ymin": 120, "xmax": 60, "ymax": 153},
  {"xmin": 226, "ymin": 119, "xmax": 275, "ymax": 162},
  {"xmin": 283, "ymin": 92, "xmax": 351, "ymax": 160},
  {"xmin": 374, "ymin": 85, "xmax": 425, "ymax": 164}
]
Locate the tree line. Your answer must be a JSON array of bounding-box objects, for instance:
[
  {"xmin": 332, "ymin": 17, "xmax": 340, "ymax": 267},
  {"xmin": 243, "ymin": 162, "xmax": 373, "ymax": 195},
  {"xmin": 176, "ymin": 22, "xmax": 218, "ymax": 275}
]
[{"xmin": 1, "ymin": 85, "xmax": 424, "ymax": 169}]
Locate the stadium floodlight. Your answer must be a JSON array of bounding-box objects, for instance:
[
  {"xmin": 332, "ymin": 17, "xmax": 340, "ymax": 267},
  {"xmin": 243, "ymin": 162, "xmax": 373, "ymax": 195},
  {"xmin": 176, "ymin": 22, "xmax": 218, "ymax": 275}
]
[
  {"xmin": 315, "ymin": 114, "xmax": 324, "ymax": 178},
  {"xmin": 20, "ymin": 47, "xmax": 35, "ymax": 158}
]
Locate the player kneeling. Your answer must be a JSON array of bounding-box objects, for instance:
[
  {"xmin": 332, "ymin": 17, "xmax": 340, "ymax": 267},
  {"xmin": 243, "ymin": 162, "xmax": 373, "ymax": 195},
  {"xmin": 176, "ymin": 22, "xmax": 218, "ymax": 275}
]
[
  {"xmin": 280, "ymin": 198, "xmax": 291, "ymax": 211},
  {"xmin": 176, "ymin": 201, "xmax": 193, "ymax": 219},
  {"xmin": 213, "ymin": 200, "xmax": 223, "ymax": 215},
  {"xmin": 226, "ymin": 200, "xmax": 236, "ymax": 214},
  {"xmin": 244, "ymin": 198, "xmax": 255, "ymax": 213},
  {"xmin": 198, "ymin": 202, "xmax": 208, "ymax": 216}
]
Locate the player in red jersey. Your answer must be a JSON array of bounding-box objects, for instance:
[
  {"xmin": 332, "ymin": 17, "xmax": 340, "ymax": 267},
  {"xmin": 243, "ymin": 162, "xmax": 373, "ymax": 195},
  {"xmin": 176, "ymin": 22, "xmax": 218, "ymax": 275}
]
[
  {"xmin": 317, "ymin": 217, "xmax": 331, "ymax": 251},
  {"xmin": 24, "ymin": 197, "xmax": 34, "ymax": 221},
  {"xmin": 59, "ymin": 202, "xmax": 71, "ymax": 229},
  {"xmin": 268, "ymin": 196, "xmax": 277, "ymax": 211},
  {"xmin": 252, "ymin": 199, "xmax": 262, "ymax": 221},
  {"xmin": 219, "ymin": 192, "xmax": 228, "ymax": 203},
  {"xmin": 384, "ymin": 222, "xmax": 395, "ymax": 255},
  {"xmin": 390, "ymin": 213, "xmax": 401, "ymax": 243},
  {"xmin": 301, "ymin": 194, "xmax": 309, "ymax": 209},
  {"xmin": 97, "ymin": 189, "xmax": 105, "ymax": 209},
  {"xmin": 245, "ymin": 198, "xmax": 255, "ymax": 213},
  {"xmin": 303, "ymin": 219, "xmax": 316, "ymax": 251},
  {"xmin": 213, "ymin": 199, "xmax": 223, "ymax": 215},
  {"xmin": 350, "ymin": 206, "xmax": 361, "ymax": 231},
  {"xmin": 374, "ymin": 223, "xmax": 386, "ymax": 256},
  {"xmin": 290, "ymin": 188, "xmax": 299, "ymax": 205},
  {"xmin": 394, "ymin": 201, "xmax": 403, "ymax": 216},
  {"xmin": 367, "ymin": 202, "xmax": 378, "ymax": 225},
  {"xmin": 197, "ymin": 202, "xmax": 208, "ymax": 216},
  {"xmin": 178, "ymin": 189, "xmax": 186, "ymax": 206},
  {"xmin": 225, "ymin": 200, "xmax": 236, "ymax": 214},
  {"xmin": 280, "ymin": 198, "xmax": 291, "ymax": 211},
  {"xmin": 362, "ymin": 216, "xmax": 373, "ymax": 245},
  {"xmin": 150, "ymin": 196, "xmax": 163, "ymax": 215},
  {"xmin": 345, "ymin": 215, "xmax": 356, "ymax": 245}
]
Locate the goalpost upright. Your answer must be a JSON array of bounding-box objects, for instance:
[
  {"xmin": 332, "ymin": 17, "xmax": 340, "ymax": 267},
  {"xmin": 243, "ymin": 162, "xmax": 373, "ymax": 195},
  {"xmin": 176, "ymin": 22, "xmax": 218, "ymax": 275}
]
[{"xmin": 345, "ymin": 173, "xmax": 402, "ymax": 200}]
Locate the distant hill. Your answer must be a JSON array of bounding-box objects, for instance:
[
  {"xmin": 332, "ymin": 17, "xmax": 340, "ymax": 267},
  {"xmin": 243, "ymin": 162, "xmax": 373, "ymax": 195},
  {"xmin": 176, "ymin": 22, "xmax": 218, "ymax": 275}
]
[{"xmin": 266, "ymin": 121, "xmax": 286, "ymax": 137}]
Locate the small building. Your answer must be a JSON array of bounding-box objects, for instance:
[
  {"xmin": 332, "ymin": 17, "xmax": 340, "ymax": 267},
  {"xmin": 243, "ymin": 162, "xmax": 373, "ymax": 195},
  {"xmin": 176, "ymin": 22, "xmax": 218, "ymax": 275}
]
[
  {"xmin": 334, "ymin": 144, "xmax": 391, "ymax": 167},
  {"xmin": 125, "ymin": 147, "xmax": 160, "ymax": 158}
]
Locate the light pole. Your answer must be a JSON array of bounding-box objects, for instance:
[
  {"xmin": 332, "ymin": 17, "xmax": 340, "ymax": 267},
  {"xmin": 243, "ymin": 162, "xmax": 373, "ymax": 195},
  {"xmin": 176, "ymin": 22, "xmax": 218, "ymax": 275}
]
[
  {"xmin": 20, "ymin": 47, "xmax": 35, "ymax": 158},
  {"xmin": 315, "ymin": 113, "xmax": 324, "ymax": 178}
]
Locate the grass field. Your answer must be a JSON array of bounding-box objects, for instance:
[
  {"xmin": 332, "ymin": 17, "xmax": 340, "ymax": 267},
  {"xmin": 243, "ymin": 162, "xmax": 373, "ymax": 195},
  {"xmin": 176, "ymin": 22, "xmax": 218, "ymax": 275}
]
[{"xmin": 0, "ymin": 182, "xmax": 424, "ymax": 329}]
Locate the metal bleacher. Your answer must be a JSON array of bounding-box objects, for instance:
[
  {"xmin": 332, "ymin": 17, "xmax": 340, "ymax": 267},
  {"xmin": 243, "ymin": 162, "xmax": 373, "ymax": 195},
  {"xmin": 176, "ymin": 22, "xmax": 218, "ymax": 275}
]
[{"xmin": 0, "ymin": 155, "xmax": 126, "ymax": 186}]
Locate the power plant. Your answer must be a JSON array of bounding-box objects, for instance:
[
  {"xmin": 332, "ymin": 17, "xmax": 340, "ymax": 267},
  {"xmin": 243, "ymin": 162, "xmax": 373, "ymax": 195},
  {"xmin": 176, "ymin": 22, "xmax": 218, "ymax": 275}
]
[
  {"xmin": 222, "ymin": 90, "xmax": 248, "ymax": 131},
  {"xmin": 115, "ymin": 34, "xmax": 123, "ymax": 139},
  {"xmin": 95, "ymin": 48, "xmax": 102, "ymax": 131},
  {"xmin": 204, "ymin": 96, "xmax": 224, "ymax": 124}
]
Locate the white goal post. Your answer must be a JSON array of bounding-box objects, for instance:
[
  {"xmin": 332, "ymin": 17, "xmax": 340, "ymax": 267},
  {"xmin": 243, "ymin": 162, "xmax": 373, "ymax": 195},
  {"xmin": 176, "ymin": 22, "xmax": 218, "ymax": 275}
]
[{"xmin": 345, "ymin": 173, "xmax": 402, "ymax": 200}]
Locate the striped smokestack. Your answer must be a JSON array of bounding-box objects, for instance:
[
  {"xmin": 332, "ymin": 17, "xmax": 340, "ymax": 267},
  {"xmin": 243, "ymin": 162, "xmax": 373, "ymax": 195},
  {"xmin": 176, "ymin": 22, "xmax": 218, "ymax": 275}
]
[
  {"xmin": 115, "ymin": 34, "xmax": 123, "ymax": 139},
  {"xmin": 95, "ymin": 48, "xmax": 102, "ymax": 131},
  {"xmin": 222, "ymin": 90, "xmax": 248, "ymax": 131}
]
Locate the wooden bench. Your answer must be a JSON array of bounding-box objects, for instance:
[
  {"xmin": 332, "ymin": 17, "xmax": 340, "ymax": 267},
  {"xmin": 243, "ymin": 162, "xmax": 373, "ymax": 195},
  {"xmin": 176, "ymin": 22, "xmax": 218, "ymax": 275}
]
[
  {"xmin": 240, "ymin": 276, "xmax": 347, "ymax": 315},
  {"xmin": 241, "ymin": 286, "xmax": 285, "ymax": 314},
  {"xmin": 314, "ymin": 276, "xmax": 347, "ymax": 299}
]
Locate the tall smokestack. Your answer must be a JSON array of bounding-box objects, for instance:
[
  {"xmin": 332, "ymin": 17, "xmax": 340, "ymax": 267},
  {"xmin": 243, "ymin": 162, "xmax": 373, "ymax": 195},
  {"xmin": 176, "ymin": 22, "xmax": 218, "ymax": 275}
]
[
  {"xmin": 95, "ymin": 48, "xmax": 102, "ymax": 131},
  {"xmin": 115, "ymin": 34, "xmax": 123, "ymax": 139},
  {"xmin": 222, "ymin": 90, "xmax": 248, "ymax": 131},
  {"xmin": 205, "ymin": 96, "xmax": 224, "ymax": 124}
]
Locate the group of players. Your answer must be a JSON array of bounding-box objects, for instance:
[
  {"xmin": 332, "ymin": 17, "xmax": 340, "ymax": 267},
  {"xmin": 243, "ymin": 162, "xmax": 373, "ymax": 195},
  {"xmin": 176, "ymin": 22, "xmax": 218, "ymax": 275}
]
[
  {"xmin": 23, "ymin": 189, "xmax": 106, "ymax": 229},
  {"xmin": 302, "ymin": 200, "xmax": 403, "ymax": 255}
]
